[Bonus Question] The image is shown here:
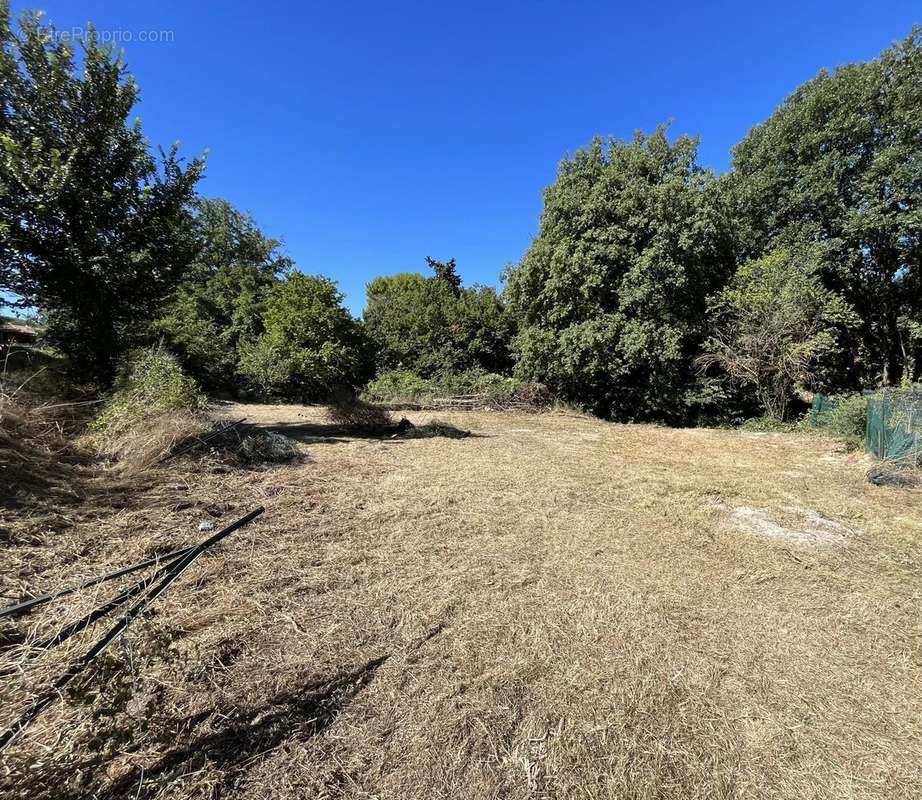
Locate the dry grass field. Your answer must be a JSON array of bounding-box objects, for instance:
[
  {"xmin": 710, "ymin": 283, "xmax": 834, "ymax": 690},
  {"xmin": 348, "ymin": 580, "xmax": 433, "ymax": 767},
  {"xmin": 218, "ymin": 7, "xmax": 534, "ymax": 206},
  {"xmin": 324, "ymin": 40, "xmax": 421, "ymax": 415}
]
[{"xmin": 2, "ymin": 404, "xmax": 921, "ymax": 799}]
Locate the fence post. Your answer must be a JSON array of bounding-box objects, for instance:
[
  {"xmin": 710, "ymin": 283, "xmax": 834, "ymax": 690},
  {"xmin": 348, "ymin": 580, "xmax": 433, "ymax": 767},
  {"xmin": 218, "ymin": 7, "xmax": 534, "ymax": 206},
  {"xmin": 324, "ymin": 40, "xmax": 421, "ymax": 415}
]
[
  {"xmin": 912, "ymin": 385, "xmax": 919, "ymax": 459},
  {"xmin": 879, "ymin": 389, "xmax": 887, "ymax": 459}
]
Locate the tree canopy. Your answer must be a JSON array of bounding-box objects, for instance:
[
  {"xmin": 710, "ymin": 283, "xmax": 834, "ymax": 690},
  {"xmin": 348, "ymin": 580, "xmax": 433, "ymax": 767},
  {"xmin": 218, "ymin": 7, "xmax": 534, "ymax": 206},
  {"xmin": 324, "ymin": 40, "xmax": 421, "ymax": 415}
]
[
  {"xmin": 699, "ymin": 249, "xmax": 858, "ymax": 419},
  {"xmin": 238, "ymin": 273, "xmax": 372, "ymax": 399},
  {"xmin": 0, "ymin": 8, "xmax": 204, "ymax": 381},
  {"xmin": 364, "ymin": 259, "xmax": 513, "ymax": 378},
  {"xmin": 505, "ymin": 127, "xmax": 736, "ymax": 420},
  {"xmin": 157, "ymin": 199, "xmax": 290, "ymax": 391},
  {"xmin": 731, "ymin": 28, "xmax": 922, "ymax": 387}
]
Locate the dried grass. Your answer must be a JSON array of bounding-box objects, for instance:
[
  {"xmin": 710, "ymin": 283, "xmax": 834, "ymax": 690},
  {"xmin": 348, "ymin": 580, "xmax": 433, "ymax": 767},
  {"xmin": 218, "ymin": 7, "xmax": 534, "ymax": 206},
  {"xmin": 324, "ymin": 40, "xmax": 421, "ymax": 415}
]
[
  {"xmin": 1, "ymin": 405, "xmax": 921, "ymax": 799},
  {"xmin": 86, "ymin": 409, "xmax": 207, "ymax": 474},
  {"xmin": 0, "ymin": 385, "xmax": 93, "ymax": 542}
]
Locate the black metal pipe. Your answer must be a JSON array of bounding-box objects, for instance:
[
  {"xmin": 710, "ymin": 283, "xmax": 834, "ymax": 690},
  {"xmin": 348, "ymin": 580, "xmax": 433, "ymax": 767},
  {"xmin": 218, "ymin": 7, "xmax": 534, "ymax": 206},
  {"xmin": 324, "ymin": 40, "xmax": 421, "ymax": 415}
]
[
  {"xmin": 0, "ymin": 506, "xmax": 264, "ymax": 752},
  {"xmin": 0, "ymin": 545, "xmax": 196, "ymax": 620},
  {"xmin": 30, "ymin": 560, "xmax": 177, "ymax": 653}
]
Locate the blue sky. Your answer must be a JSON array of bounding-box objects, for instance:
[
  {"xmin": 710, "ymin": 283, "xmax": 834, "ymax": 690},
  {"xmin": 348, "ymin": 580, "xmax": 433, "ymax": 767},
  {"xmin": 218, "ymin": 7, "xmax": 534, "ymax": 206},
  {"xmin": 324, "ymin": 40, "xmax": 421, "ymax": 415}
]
[{"xmin": 11, "ymin": 1, "xmax": 921, "ymax": 315}]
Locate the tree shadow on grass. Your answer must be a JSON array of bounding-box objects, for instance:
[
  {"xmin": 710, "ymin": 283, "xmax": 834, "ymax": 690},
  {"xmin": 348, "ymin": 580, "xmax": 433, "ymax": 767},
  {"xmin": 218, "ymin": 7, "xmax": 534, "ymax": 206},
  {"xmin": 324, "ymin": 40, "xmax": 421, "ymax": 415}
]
[
  {"xmin": 257, "ymin": 419, "xmax": 484, "ymax": 446},
  {"xmin": 106, "ymin": 654, "xmax": 390, "ymax": 799}
]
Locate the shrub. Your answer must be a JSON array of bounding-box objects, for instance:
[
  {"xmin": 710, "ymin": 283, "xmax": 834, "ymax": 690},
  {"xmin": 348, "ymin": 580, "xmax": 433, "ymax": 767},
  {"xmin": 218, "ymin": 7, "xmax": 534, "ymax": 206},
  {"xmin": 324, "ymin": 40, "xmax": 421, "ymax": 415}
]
[
  {"xmin": 801, "ymin": 393, "xmax": 867, "ymax": 450},
  {"xmin": 699, "ymin": 249, "xmax": 857, "ymax": 421},
  {"xmin": 433, "ymin": 369, "xmax": 522, "ymax": 402},
  {"xmin": 156, "ymin": 199, "xmax": 290, "ymax": 394},
  {"xmin": 92, "ymin": 347, "xmax": 206, "ymax": 433},
  {"xmin": 364, "ymin": 369, "xmax": 524, "ymax": 406},
  {"xmin": 364, "ymin": 370, "xmax": 434, "ymax": 404},
  {"xmin": 739, "ymin": 416, "xmax": 796, "ymax": 433},
  {"xmin": 87, "ymin": 347, "xmax": 207, "ymax": 470}
]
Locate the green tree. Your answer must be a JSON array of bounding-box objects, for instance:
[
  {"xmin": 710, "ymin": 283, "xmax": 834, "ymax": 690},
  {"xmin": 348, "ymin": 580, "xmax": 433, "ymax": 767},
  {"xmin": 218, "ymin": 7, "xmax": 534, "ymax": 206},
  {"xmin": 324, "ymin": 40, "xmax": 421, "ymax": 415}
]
[
  {"xmin": 450, "ymin": 284, "xmax": 514, "ymax": 375},
  {"xmin": 364, "ymin": 258, "xmax": 513, "ymax": 377},
  {"xmin": 238, "ymin": 273, "xmax": 372, "ymax": 399},
  {"xmin": 0, "ymin": 7, "xmax": 204, "ymax": 382},
  {"xmin": 364, "ymin": 272, "xmax": 441, "ymax": 372},
  {"xmin": 426, "ymin": 256, "xmax": 461, "ymax": 295},
  {"xmin": 505, "ymin": 126, "xmax": 735, "ymax": 420},
  {"xmin": 157, "ymin": 199, "xmax": 289, "ymax": 391},
  {"xmin": 699, "ymin": 250, "xmax": 857, "ymax": 420},
  {"xmin": 731, "ymin": 28, "xmax": 922, "ymax": 386}
]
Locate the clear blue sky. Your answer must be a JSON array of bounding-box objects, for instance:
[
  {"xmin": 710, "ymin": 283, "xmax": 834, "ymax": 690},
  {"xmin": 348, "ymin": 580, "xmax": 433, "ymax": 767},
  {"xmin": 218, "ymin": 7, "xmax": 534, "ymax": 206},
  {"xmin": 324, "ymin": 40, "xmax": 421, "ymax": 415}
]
[{"xmin": 11, "ymin": 1, "xmax": 921, "ymax": 315}]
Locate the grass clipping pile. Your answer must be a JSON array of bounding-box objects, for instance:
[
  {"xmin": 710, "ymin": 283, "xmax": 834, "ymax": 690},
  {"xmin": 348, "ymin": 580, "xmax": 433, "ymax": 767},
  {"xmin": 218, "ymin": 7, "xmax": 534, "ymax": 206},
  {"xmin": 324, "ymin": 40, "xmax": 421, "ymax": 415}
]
[{"xmin": 0, "ymin": 377, "xmax": 90, "ymax": 519}]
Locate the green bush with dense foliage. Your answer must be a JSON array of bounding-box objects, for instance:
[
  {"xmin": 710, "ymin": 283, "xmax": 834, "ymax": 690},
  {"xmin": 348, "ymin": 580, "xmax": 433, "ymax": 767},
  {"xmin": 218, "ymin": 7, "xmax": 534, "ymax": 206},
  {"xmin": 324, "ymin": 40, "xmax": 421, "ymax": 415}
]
[
  {"xmin": 363, "ymin": 369, "xmax": 434, "ymax": 404},
  {"xmin": 91, "ymin": 347, "xmax": 207, "ymax": 435},
  {"xmin": 364, "ymin": 257, "xmax": 514, "ymax": 377},
  {"xmin": 364, "ymin": 368, "xmax": 523, "ymax": 405},
  {"xmin": 156, "ymin": 199, "xmax": 289, "ymax": 392},
  {"xmin": 801, "ymin": 393, "xmax": 869, "ymax": 450},
  {"xmin": 238, "ymin": 273, "xmax": 372, "ymax": 399}
]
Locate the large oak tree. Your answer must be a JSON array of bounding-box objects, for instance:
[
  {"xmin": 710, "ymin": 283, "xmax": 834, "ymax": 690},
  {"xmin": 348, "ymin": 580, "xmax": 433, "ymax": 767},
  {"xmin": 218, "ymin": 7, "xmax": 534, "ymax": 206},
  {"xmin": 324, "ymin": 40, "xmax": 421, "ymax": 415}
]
[
  {"xmin": 505, "ymin": 127, "xmax": 736, "ymax": 421},
  {"xmin": 731, "ymin": 28, "xmax": 922, "ymax": 386}
]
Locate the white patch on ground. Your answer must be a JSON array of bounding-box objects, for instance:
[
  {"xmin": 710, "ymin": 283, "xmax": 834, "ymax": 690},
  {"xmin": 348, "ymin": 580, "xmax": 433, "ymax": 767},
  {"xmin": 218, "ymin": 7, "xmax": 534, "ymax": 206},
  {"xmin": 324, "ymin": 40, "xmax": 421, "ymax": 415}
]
[{"xmin": 717, "ymin": 503, "xmax": 855, "ymax": 546}]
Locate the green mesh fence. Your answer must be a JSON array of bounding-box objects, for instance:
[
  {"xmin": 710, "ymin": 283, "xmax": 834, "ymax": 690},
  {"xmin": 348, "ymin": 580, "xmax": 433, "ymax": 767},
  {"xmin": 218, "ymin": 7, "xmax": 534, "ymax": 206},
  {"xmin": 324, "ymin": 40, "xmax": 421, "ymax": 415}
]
[
  {"xmin": 864, "ymin": 387, "xmax": 922, "ymax": 463},
  {"xmin": 804, "ymin": 393, "xmax": 839, "ymax": 429}
]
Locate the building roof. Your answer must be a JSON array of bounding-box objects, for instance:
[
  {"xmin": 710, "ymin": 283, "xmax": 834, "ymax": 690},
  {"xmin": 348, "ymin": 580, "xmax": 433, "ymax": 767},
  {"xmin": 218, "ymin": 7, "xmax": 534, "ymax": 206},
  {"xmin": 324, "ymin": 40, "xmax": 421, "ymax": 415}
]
[{"xmin": 0, "ymin": 320, "xmax": 39, "ymax": 339}]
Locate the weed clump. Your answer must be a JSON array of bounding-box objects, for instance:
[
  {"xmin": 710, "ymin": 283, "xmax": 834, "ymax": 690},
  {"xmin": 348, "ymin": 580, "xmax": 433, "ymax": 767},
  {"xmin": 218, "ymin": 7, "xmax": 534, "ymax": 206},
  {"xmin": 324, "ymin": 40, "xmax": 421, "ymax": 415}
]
[{"xmin": 86, "ymin": 347, "xmax": 207, "ymax": 471}]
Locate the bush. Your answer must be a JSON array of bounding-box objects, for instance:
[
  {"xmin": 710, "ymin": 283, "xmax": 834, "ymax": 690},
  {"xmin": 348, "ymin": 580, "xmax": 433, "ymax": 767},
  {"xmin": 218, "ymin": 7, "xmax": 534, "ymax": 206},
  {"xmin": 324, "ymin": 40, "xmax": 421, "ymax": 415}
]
[
  {"xmin": 699, "ymin": 249, "xmax": 857, "ymax": 421},
  {"xmin": 364, "ymin": 369, "xmax": 524, "ymax": 406},
  {"xmin": 92, "ymin": 347, "xmax": 206, "ymax": 432},
  {"xmin": 801, "ymin": 393, "xmax": 867, "ymax": 450},
  {"xmin": 364, "ymin": 370, "xmax": 434, "ymax": 404},
  {"xmin": 739, "ymin": 416, "xmax": 796, "ymax": 433},
  {"xmin": 433, "ymin": 370, "xmax": 522, "ymax": 402},
  {"xmin": 87, "ymin": 347, "xmax": 207, "ymax": 470}
]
